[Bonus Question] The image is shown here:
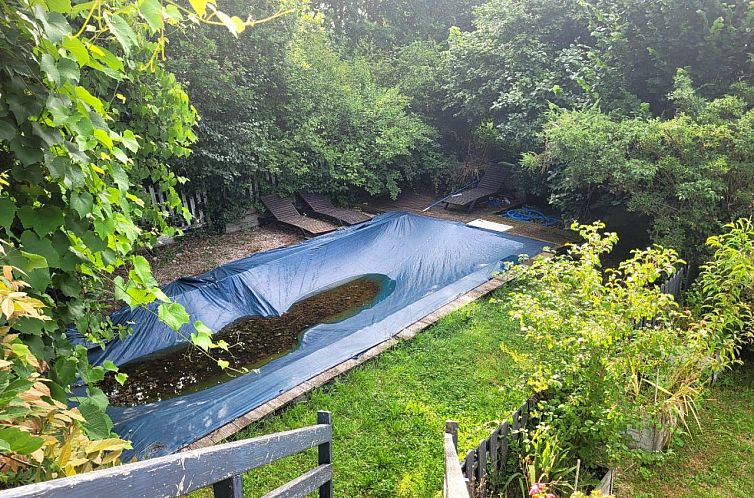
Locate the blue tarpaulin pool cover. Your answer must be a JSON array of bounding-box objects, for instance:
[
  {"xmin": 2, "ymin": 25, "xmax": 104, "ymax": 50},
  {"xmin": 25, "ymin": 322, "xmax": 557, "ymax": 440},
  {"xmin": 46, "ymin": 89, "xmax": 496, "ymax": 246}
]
[{"xmin": 90, "ymin": 212, "xmax": 546, "ymax": 458}]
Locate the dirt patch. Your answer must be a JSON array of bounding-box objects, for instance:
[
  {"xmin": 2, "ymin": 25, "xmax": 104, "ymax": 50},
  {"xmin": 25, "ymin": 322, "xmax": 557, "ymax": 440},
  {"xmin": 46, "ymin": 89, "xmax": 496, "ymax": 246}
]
[
  {"xmin": 102, "ymin": 275, "xmax": 386, "ymax": 406},
  {"xmin": 149, "ymin": 225, "xmax": 303, "ymax": 285}
]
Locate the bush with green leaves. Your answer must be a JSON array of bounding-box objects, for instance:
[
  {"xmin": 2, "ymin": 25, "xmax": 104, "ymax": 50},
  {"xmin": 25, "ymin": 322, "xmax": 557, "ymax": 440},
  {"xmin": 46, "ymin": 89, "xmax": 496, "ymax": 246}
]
[
  {"xmin": 523, "ymin": 72, "xmax": 754, "ymax": 262},
  {"xmin": 504, "ymin": 222, "xmax": 713, "ymax": 467},
  {"xmin": 689, "ymin": 218, "xmax": 754, "ymax": 367},
  {"xmin": 168, "ymin": 4, "xmax": 452, "ymax": 230}
]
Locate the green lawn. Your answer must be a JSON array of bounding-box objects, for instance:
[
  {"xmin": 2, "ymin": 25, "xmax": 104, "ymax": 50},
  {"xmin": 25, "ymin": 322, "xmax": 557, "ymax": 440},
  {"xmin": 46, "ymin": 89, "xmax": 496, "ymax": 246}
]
[
  {"xmin": 615, "ymin": 359, "xmax": 754, "ymax": 498},
  {"xmin": 220, "ymin": 289, "xmax": 530, "ymax": 498}
]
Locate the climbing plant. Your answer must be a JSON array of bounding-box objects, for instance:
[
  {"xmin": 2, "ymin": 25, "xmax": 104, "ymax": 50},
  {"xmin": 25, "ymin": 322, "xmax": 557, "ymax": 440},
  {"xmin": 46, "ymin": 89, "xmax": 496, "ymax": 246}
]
[{"xmin": 0, "ymin": 0, "xmax": 289, "ymax": 484}]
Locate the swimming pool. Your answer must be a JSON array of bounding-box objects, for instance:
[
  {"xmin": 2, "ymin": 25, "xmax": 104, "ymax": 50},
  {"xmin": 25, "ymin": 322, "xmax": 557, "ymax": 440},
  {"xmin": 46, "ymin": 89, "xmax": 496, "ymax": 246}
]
[{"xmin": 89, "ymin": 212, "xmax": 547, "ymax": 458}]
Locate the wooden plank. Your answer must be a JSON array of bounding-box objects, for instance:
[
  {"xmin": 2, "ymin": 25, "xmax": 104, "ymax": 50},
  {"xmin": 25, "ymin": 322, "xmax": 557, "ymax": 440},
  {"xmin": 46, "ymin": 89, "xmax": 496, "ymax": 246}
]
[
  {"xmin": 2, "ymin": 424, "xmax": 332, "ymax": 498},
  {"xmin": 489, "ymin": 428, "xmax": 499, "ymax": 478},
  {"xmin": 212, "ymin": 474, "xmax": 243, "ymax": 498},
  {"xmin": 444, "ymin": 433, "xmax": 470, "ymax": 498},
  {"xmin": 464, "ymin": 449, "xmax": 476, "ymax": 494},
  {"xmin": 260, "ymin": 465, "xmax": 332, "ymax": 498},
  {"xmin": 477, "ymin": 439, "xmax": 487, "ymax": 497},
  {"xmin": 498, "ymin": 422, "xmax": 509, "ymax": 476}
]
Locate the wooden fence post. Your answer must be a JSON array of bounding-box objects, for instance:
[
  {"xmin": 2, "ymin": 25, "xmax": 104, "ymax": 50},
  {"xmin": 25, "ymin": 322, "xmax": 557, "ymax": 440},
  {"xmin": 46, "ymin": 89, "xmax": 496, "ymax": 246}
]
[
  {"xmin": 212, "ymin": 474, "xmax": 243, "ymax": 498},
  {"xmin": 317, "ymin": 411, "xmax": 333, "ymax": 498}
]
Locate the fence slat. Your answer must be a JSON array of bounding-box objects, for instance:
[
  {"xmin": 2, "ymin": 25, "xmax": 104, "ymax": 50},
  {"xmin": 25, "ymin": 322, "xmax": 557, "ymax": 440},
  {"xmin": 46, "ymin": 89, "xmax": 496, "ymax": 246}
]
[
  {"xmin": 476, "ymin": 440, "xmax": 487, "ymax": 498},
  {"xmin": 2, "ymin": 424, "xmax": 331, "ymax": 498},
  {"xmin": 317, "ymin": 411, "xmax": 333, "ymax": 498},
  {"xmin": 260, "ymin": 465, "xmax": 332, "ymax": 498},
  {"xmin": 464, "ymin": 449, "xmax": 476, "ymax": 494}
]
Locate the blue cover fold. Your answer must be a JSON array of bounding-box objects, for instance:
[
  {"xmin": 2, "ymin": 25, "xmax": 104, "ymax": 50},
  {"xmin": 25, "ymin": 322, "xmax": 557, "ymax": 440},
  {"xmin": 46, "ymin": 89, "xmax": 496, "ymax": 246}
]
[{"xmin": 91, "ymin": 212, "xmax": 546, "ymax": 458}]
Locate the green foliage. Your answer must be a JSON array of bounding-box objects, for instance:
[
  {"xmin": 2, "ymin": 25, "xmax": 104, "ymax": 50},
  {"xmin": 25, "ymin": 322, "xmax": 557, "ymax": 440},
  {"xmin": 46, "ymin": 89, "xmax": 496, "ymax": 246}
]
[
  {"xmin": 444, "ymin": 0, "xmax": 599, "ymax": 155},
  {"xmin": 0, "ymin": 0, "xmax": 288, "ymax": 484},
  {"xmin": 170, "ymin": 4, "xmax": 452, "ymax": 229},
  {"xmin": 315, "ymin": 0, "xmax": 483, "ymax": 49},
  {"xmin": 506, "ymin": 222, "xmax": 711, "ymax": 466},
  {"xmin": 523, "ymin": 75, "xmax": 754, "ymax": 261},
  {"xmin": 584, "ymin": 0, "xmax": 754, "ymax": 114},
  {"xmin": 689, "ymin": 218, "xmax": 754, "ymax": 366}
]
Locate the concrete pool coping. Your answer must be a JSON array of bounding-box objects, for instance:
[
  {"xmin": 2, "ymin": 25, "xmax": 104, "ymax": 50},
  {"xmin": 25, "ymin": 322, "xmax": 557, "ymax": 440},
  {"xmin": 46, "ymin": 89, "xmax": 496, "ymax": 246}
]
[{"xmin": 181, "ymin": 252, "xmax": 552, "ymax": 451}]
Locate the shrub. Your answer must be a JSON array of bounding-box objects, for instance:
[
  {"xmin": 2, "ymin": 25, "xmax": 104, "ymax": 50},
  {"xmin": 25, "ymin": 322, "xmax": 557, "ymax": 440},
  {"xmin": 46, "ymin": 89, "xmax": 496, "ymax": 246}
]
[
  {"xmin": 688, "ymin": 218, "xmax": 754, "ymax": 367},
  {"xmin": 504, "ymin": 222, "xmax": 712, "ymax": 467}
]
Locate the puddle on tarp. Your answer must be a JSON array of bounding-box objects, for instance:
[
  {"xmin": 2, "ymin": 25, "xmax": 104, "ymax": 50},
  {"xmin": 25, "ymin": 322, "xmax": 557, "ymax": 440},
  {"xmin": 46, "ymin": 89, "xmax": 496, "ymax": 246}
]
[{"xmin": 102, "ymin": 274, "xmax": 393, "ymax": 406}]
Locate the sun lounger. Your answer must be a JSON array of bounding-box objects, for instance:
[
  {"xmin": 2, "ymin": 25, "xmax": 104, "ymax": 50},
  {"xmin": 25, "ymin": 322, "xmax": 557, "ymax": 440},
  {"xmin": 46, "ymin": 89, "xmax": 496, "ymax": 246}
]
[
  {"xmin": 443, "ymin": 165, "xmax": 508, "ymax": 211},
  {"xmin": 261, "ymin": 195, "xmax": 337, "ymax": 236},
  {"xmin": 299, "ymin": 192, "xmax": 372, "ymax": 226}
]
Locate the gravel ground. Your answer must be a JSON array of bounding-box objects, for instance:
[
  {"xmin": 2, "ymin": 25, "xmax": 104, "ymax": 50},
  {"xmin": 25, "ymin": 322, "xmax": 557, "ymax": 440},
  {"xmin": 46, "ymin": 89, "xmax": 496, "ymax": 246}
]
[{"xmin": 148, "ymin": 224, "xmax": 303, "ymax": 285}]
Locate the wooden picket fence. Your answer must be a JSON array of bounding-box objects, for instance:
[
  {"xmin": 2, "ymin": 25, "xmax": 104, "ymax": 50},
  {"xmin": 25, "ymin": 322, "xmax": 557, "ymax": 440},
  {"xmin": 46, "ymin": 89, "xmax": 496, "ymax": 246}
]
[
  {"xmin": 146, "ymin": 184, "xmax": 209, "ymax": 230},
  {"xmin": 146, "ymin": 172, "xmax": 279, "ymax": 231},
  {"xmin": 1, "ymin": 412, "xmax": 333, "ymax": 498},
  {"xmin": 444, "ymin": 394, "xmax": 539, "ymax": 498}
]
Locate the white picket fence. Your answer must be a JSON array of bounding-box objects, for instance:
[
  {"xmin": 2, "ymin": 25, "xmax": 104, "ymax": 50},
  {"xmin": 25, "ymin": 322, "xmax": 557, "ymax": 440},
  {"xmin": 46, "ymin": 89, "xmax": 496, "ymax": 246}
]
[{"xmin": 146, "ymin": 185, "xmax": 209, "ymax": 230}]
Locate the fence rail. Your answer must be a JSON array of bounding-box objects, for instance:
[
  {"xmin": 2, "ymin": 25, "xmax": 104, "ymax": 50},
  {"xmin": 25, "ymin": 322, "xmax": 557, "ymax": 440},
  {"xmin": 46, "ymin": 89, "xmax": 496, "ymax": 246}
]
[{"xmin": 1, "ymin": 411, "xmax": 333, "ymax": 498}]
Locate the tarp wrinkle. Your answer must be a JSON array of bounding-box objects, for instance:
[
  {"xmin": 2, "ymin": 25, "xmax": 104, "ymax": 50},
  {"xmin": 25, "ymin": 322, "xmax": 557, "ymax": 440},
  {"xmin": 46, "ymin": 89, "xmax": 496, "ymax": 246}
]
[{"xmin": 90, "ymin": 212, "xmax": 545, "ymax": 458}]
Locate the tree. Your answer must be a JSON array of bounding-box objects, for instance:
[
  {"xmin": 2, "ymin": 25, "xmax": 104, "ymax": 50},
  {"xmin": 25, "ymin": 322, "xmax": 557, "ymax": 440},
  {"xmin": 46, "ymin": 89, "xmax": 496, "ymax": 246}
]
[{"xmin": 523, "ymin": 71, "xmax": 754, "ymax": 261}]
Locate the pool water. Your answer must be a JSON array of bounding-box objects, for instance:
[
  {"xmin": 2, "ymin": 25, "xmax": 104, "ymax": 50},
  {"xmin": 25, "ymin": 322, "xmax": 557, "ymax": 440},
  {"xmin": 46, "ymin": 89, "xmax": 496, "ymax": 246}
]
[{"xmin": 102, "ymin": 275, "xmax": 391, "ymax": 406}]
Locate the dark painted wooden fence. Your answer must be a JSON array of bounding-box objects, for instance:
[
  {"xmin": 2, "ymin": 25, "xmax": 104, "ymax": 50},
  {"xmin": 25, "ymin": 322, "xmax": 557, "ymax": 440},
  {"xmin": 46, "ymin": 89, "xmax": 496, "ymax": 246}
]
[
  {"xmin": 1, "ymin": 411, "xmax": 333, "ymax": 498},
  {"xmin": 444, "ymin": 394, "xmax": 539, "ymax": 498}
]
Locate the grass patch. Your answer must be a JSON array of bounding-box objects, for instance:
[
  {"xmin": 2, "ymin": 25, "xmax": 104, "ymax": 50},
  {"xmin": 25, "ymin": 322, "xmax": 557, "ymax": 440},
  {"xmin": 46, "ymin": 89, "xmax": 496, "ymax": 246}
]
[
  {"xmin": 615, "ymin": 359, "xmax": 754, "ymax": 498},
  {"xmin": 216, "ymin": 289, "xmax": 530, "ymax": 498}
]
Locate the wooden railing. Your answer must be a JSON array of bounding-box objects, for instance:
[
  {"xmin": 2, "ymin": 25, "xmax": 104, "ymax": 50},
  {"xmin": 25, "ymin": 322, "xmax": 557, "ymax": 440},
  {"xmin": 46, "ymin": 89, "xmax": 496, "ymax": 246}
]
[
  {"xmin": 443, "ymin": 421, "xmax": 470, "ymax": 498},
  {"xmin": 1, "ymin": 411, "xmax": 333, "ymax": 498}
]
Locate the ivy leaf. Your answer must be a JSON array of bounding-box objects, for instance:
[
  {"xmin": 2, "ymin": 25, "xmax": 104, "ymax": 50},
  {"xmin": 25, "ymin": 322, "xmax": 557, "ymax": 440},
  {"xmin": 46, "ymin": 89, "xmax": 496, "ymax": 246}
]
[
  {"xmin": 105, "ymin": 13, "xmax": 137, "ymax": 56},
  {"xmin": 17, "ymin": 206, "xmax": 64, "ymax": 237},
  {"xmin": 215, "ymin": 11, "xmax": 241, "ymax": 37},
  {"xmin": 0, "ymin": 119, "xmax": 16, "ymax": 141},
  {"xmin": 93, "ymin": 128, "xmax": 113, "ymax": 150},
  {"xmin": 48, "ymin": 0, "xmax": 72, "ymax": 14},
  {"xmin": 139, "ymin": 0, "xmax": 163, "ymax": 34},
  {"xmin": 157, "ymin": 302, "xmax": 189, "ymax": 331},
  {"xmin": 62, "ymin": 36, "xmax": 89, "ymax": 66},
  {"xmin": 57, "ymin": 57, "xmax": 80, "ymax": 85},
  {"xmin": 191, "ymin": 320, "xmax": 214, "ymax": 351},
  {"xmin": 217, "ymin": 359, "xmax": 229, "ymax": 370},
  {"xmin": 121, "ymin": 129, "xmax": 139, "ymax": 153},
  {"xmin": 20, "ymin": 231, "xmax": 60, "ymax": 268},
  {"xmin": 115, "ymin": 373, "xmax": 128, "ymax": 385},
  {"xmin": 70, "ymin": 191, "xmax": 93, "ymax": 219},
  {"xmin": 75, "ymin": 86, "xmax": 105, "ymax": 114},
  {"xmin": 0, "ymin": 427, "xmax": 44, "ymax": 456},
  {"xmin": 131, "ymin": 255, "xmax": 156, "ymax": 286},
  {"xmin": 40, "ymin": 53, "xmax": 60, "ymax": 85}
]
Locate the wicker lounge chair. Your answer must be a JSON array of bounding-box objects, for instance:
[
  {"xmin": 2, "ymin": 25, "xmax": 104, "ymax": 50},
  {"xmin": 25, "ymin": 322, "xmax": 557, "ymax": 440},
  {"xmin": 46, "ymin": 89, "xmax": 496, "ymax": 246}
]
[
  {"xmin": 299, "ymin": 192, "xmax": 372, "ymax": 226},
  {"xmin": 261, "ymin": 195, "xmax": 337, "ymax": 236},
  {"xmin": 443, "ymin": 165, "xmax": 508, "ymax": 211}
]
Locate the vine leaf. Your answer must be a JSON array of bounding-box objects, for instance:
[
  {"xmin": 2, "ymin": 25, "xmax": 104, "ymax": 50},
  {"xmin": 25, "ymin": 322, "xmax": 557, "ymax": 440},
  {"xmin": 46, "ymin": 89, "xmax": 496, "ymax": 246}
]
[{"xmin": 158, "ymin": 302, "xmax": 189, "ymax": 331}]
